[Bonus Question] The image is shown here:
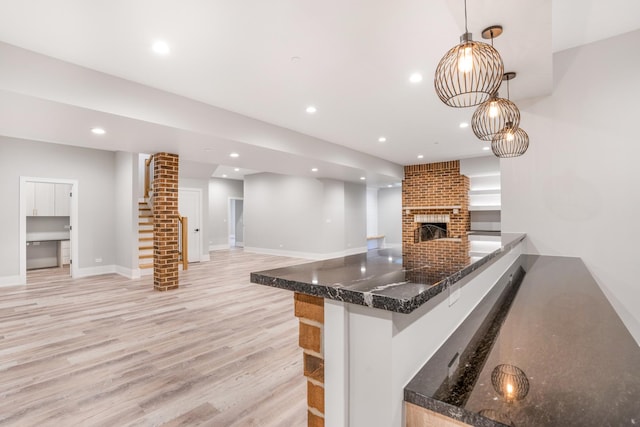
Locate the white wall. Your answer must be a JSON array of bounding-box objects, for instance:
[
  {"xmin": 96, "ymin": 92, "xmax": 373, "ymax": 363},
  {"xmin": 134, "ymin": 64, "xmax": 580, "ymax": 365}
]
[
  {"xmin": 244, "ymin": 173, "xmax": 367, "ymax": 258},
  {"xmin": 344, "ymin": 182, "xmax": 367, "ymax": 252},
  {"xmin": 208, "ymin": 178, "xmax": 243, "ymax": 250},
  {"xmin": 366, "ymin": 187, "xmax": 378, "ymax": 237},
  {"xmin": 114, "ymin": 151, "xmax": 138, "ymax": 277},
  {"xmin": 0, "ymin": 136, "xmax": 117, "ymax": 280},
  {"xmin": 377, "ymin": 187, "xmax": 402, "ymax": 246},
  {"xmin": 502, "ymin": 30, "xmax": 640, "ymax": 343}
]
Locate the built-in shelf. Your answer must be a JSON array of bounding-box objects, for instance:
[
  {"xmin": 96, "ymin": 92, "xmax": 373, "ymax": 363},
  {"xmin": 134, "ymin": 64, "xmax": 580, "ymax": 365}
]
[
  {"xmin": 468, "ymin": 189, "xmax": 501, "ymax": 196},
  {"xmin": 468, "ymin": 205, "xmax": 501, "ymax": 211},
  {"xmin": 404, "ymin": 205, "xmax": 462, "ymax": 214}
]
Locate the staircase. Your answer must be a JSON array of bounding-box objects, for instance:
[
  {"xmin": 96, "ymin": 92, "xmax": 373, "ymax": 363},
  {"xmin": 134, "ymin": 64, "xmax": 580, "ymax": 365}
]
[{"xmin": 138, "ymin": 200, "xmax": 154, "ymax": 273}]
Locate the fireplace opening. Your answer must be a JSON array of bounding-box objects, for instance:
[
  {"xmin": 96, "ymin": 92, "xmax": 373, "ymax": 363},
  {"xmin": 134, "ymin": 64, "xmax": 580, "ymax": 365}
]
[{"xmin": 414, "ymin": 222, "xmax": 448, "ymax": 243}]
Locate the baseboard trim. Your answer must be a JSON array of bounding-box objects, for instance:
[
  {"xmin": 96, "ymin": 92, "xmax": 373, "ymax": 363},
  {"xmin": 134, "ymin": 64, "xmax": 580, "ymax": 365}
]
[
  {"xmin": 200, "ymin": 253, "xmax": 211, "ymax": 262},
  {"xmin": 75, "ymin": 265, "xmax": 117, "ymax": 278},
  {"xmin": 0, "ymin": 275, "xmax": 24, "ymax": 287},
  {"xmin": 243, "ymin": 246, "xmax": 368, "ymax": 261},
  {"xmin": 209, "ymin": 244, "xmax": 229, "ymax": 251},
  {"xmin": 115, "ymin": 266, "xmax": 141, "ymax": 279}
]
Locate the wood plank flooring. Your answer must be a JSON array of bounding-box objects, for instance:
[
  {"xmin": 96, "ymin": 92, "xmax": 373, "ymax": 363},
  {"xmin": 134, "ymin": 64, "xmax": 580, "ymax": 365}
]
[{"xmin": 1, "ymin": 250, "xmax": 308, "ymax": 426}]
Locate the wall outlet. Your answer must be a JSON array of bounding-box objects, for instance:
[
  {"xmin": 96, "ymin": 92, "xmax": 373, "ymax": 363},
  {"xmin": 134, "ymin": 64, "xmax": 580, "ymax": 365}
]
[
  {"xmin": 449, "ymin": 282, "xmax": 461, "ymax": 306},
  {"xmin": 95, "ymin": 257, "xmax": 102, "ymax": 263}
]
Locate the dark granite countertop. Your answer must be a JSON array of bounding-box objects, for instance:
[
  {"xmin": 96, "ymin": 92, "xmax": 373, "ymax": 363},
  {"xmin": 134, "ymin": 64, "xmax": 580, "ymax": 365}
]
[
  {"xmin": 405, "ymin": 255, "xmax": 640, "ymax": 426},
  {"xmin": 250, "ymin": 233, "xmax": 525, "ymax": 314}
]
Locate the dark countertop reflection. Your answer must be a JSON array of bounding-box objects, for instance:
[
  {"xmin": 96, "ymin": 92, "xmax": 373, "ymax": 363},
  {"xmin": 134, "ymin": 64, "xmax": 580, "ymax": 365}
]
[
  {"xmin": 405, "ymin": 255, "xmax": 640, "ymax": 426},
  {"xmin": 250, "ymin": 233, "xmax": 525, "ymax": 314}
]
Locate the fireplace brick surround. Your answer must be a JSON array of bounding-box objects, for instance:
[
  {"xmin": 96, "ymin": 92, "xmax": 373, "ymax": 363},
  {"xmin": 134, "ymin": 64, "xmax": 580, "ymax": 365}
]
[{"xmin": 403, "ymin": 161, "xmax": 470, "ymax": 270}]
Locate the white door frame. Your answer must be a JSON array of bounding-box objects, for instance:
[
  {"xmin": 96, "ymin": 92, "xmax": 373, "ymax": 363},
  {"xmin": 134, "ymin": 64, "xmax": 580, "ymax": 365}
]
[
  {"xmin": 178, "ymin": 187, "xmax": 203, "ymax": 262},
  {"xmin": 228, "ymin": 197, "xmax": 244, "ymax": 248},
  {"xmin": 20, "ymin": 176, "xmax": 79, "ymax": 284}
]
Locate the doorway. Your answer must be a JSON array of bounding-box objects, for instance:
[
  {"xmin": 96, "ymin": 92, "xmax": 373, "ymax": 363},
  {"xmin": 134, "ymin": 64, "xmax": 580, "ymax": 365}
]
[
  {"xmin": 228, "ymin": 197, "xmax": 244, "ymax": 248},
  {"xmin": 19, "ymin": 177, "xmax": 79, "ymax": 285},
  {"xmin": 178, "ymin": 188, "xmax": 202, "ymax": 263}
]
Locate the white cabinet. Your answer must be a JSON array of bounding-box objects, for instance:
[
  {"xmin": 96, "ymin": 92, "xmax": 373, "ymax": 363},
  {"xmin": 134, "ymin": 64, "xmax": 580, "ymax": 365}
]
[
  {"xmin": 58, "ymin": 240, "xmax": 70, "ymax": 266},
  {"xmin": 54, "ymin": 183, "xmax": 72, "ymax": 216},
  {"xmin": 26, "ymin": 182, "xmax": 71, "ymax": 216},
  {"xmin": 26, "ymin": 182, "xmax": 55, "ymax": 216}
]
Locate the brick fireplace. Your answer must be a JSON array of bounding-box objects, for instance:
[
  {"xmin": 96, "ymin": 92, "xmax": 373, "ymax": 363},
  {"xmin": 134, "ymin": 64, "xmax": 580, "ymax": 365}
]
[{"xmin": 402, "ymin": 161, "xmax": 470, "ymax": 270}]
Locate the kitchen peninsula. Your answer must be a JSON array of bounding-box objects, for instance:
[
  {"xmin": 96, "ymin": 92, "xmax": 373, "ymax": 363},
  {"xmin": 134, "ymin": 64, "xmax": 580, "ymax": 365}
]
[{"xmin": 251, "ymin": 232, "xmax": 525, "ymax": 427}]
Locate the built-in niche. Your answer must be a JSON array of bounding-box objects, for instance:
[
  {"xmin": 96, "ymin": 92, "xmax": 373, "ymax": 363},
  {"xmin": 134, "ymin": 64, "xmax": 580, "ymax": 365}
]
[{"xmin": 20, "ymin": 177, "xmax": 78, "ymax": 283}]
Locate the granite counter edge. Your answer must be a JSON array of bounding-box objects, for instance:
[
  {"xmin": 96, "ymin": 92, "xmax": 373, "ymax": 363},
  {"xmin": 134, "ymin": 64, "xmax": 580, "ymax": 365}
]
[{"xmin": 250, "ymin": 234, "xmax": 526, "ymax": 314}]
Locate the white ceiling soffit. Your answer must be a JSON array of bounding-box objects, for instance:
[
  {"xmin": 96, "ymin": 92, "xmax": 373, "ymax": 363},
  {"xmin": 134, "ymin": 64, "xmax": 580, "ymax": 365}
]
[
  {"xmin": 552, "ymin": 0, "xmax": 640, "ymax": 52},
  {"xmin": 179, "ymin": 160, "xmax": 218, "ymax": 180},
  {"xmin": 0, "ymin": 0, "xmax": 556, "ymax": 170}
]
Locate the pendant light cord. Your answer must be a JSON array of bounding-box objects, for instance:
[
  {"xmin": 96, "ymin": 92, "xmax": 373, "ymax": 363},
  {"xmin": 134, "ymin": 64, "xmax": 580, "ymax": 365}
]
[
  {"xmin": 464, "ymin": 0, "xmax": 469, "ymax": 33},
  {"xmin": 507, "ymin": 78, "xmax": 511, "ymax": 100}
]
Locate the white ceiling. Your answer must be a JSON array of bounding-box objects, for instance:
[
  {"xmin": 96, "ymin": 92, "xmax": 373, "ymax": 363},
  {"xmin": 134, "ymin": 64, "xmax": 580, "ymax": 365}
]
[{"xmin": 0, "ymin": 0, "xmax": 637, "ymax": 184}]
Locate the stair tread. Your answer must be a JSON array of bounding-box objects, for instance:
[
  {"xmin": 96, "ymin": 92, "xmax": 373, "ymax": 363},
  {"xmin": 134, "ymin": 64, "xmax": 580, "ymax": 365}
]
[
  {"xmin": 139, "ymin": 238, "xmax": 153, "ymax": 242},
  {"xmin": 139, "ymin": 230, "xmax": 153, "ymax": 234},
  {"xmin": 139, "ymin": 263, "xmax": 153, "ymax": 269},
  {"xmin": 139, "ymin": 254, "xmax": 153, "ymax": 259},
  {"xmin": 139, "ymin": 246, "xmax": 153, "ymax": 250}
]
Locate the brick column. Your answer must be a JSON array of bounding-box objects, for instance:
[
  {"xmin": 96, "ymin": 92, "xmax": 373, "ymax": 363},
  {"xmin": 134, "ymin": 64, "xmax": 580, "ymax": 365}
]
[
  {"xmin": 153, "ymin": 153, "xmax": 179, "ymax": 291},
  {"xmin": 294, "ymin": 293, "xmax": 325, "ymax": 427}
]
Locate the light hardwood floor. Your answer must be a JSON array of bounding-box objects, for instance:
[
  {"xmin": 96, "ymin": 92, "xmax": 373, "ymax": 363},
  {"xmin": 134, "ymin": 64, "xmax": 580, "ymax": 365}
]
[{"xmin": 1, "ymin": 250, "xmax": 307, "ymax": 426}]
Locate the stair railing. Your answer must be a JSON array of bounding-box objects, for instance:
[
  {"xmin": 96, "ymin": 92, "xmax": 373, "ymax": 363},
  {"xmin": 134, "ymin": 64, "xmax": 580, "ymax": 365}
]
[{"xmin": 178, "ymin": 214, "xmax": 188, "ymax": 271}]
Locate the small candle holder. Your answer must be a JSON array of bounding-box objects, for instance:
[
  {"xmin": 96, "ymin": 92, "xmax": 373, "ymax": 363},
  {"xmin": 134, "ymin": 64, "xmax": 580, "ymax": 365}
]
[{"xmin": 491, "ymin": 364, "xmax": 530, "ymax": 402}]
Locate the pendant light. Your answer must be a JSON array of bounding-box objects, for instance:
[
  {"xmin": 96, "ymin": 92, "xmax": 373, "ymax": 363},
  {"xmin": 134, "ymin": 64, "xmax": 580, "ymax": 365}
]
[
  {"xmin": 471, "ymin": 30, "xmax": 521, "ymax": 141},
  {"xmin": 491, "ymin": 72, "xmax": 530, "ymax": 158},
  {"xmin": 434, "ymin": 0, "xmax": 504, "ymax": 108},
  {"xmin": 491, "ymin": 124, "xmax": 529, "ymax": 158}
]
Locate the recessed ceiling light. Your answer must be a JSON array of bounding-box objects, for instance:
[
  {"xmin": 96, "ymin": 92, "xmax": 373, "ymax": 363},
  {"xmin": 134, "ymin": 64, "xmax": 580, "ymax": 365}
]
[
  {"xmin": 387, "ymin": 184, "xmax": 393, "ymax": 188},
  {"xmin": 229, "ymin": 152, "xmax": 239, "ymax": 158},
  {"xmin": 91, "ymin": 127, "xmax": 106, "ymax": 135},
  {"xmin": 152, "ymin": 40, "xmax": 170, "ymax": 55},
  {"xmin": 222, "ymin": 174, "xmax": 227, "ymax": 178},
  {"xmin": 311, "ymin": 168, "xmax": 318, "ymax": 172},
  {"xmin": 483, "ymin": 146, "xmax": 491, "ymax": 151},
  {"xmin": 306, "ymin": 106, "xmax": 317, "ymax": 114},
  {"xmin": 417, "ymin": 154, "xmax": 424, "ymax": 159},
  {"xmin": 234, "ymin": 168, "xmax": 240, "ymax": 171},
  {"xmin": 459, "ymin": 122, "xmax": 469, "ymax": 128},
  {"xmin": 360, "ymin": 176, "xmax": 366, "ymax": 180},
  {"xmin": 291, "ymin": 56, "xmax": 301, "ymax": 63},
  {"xmin": 378, "ymin": 136, "xmax": 387, "ymax": 143},
  {"xmin": 409, "ymin": 73, "xmax": 423, "ymax": 83}
]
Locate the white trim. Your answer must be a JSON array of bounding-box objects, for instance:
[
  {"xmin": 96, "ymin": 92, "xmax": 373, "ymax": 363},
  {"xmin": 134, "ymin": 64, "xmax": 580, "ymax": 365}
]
[
  {"xmin": 243, "ymin": 246, "xmax": 368, "ymax": 260},
  {"xmin": 209, "ymin": 244, "xmax": 229, "ymax": 251},
  {"xmin": 20, "ymin": 176, "xmax": 79, "ymax": 284},
  {"xmin": 75, "ymin": 265, "xmax": 117, "ymax": 278},
  {"xmin": 200, "ymin": 253, "xmax": 211, "ymax": 262},
  {"xmin": 0, "ymin": 275, "xmax": 24, "ymax": 287},
  {"xmin": 115, "ymin": 265, "xmax": 141, "ymax": 279}
]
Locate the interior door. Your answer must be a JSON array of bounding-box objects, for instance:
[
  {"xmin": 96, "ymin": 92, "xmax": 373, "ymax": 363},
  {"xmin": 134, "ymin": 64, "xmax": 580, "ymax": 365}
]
[{"xmin": 178, "ymin": 188, "xmax": 201, "ymax": 263}]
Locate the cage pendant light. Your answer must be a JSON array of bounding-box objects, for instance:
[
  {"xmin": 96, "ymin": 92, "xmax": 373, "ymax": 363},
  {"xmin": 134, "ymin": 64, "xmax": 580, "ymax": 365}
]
[
  {"xmin": 492, "ymin": 123, "xmax": 529, "ymax": 157},
  {"xmin": 434, "ymin": 0, "xmax": 504, "ymax": 108},
  {"xmin": 472, "ymin": 70, "xmax": 521, "ymax": 141}
]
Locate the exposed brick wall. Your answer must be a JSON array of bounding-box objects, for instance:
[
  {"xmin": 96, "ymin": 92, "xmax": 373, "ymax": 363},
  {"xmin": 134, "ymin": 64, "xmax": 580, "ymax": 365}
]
[
  {"xmin": 153, "ymin": 153, "xmax": 180, "ymax": 291},
  {"xmin": 294, "ymin": 293, "xmax": 325, "ymax": 427},
  {"xmin": 403, "ymin": 161, "xmax": 470, "ymax": 270}
]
